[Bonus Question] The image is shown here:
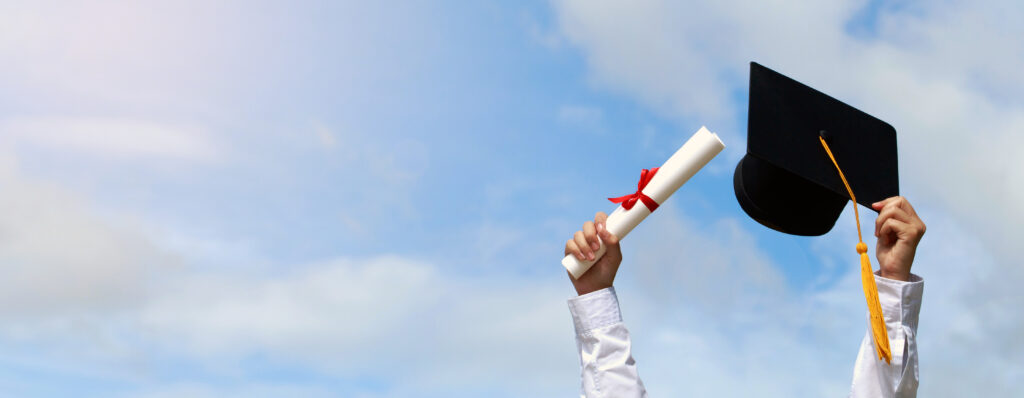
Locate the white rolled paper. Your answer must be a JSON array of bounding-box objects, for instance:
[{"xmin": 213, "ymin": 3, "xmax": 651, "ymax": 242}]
[{"xmin": 562, "ymin": 126, "xmax": 725, "ymax": 279}]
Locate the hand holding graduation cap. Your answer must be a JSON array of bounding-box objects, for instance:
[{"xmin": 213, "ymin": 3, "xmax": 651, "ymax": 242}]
[{"xmin": 873, "ymin": 196, "xmax": 926, "ymax": 282}]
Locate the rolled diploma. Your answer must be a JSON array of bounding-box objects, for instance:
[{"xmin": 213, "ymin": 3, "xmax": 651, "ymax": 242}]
[{"xmin": 562, "ymin": 126, "xmax": 725, "ymax": 279}]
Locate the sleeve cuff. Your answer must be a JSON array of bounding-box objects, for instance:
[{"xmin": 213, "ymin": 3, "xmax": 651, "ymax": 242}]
[
  {"xmin": 874, "ymin": 272, "xmax": 924, "ymax": 329},
  {"xmin": 567, "ymin": 287, "xmax": 622, "ymax": 334}
]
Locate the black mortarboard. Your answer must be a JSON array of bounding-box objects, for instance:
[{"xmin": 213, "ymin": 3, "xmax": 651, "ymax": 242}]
[{"xmin": 734, "ymin": 62, "xmax": 899, "ymax": 236}]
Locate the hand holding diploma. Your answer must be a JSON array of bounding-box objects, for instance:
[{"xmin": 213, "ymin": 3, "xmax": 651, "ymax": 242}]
[
  {"xmin": 562, "ymin": 126, "xmax": 725, "ymax": 280},
  {"xmin": 565, "ymin": 212, "xmax": 623, "ymax": 295}
]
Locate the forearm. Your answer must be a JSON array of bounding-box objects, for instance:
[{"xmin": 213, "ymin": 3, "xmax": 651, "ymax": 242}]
[
  {"xmin": 849, "ymin": 272, "xmax": 924, "ymax": 398},
  {"xmin": 569, "ymin": 287, "xmax": 648, "ymax": 398}
]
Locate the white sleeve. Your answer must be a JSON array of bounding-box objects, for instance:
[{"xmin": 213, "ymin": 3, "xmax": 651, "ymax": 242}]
[
  {"xmin": 849, "ymin": 272, "xmax": 924, "ymax": 398},
  {"xmin": 568, "ymin": 287, "xmax": 648, "ymax": 398}
]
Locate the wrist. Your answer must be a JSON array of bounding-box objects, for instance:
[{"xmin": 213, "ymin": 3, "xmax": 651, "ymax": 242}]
[
  {"xmin": 575, "ymin": 282, "xmax": 612, "ymax": 296},
  {"xmin": 880, "ymin": 269, "xmax": 911, "ymax": 281}
]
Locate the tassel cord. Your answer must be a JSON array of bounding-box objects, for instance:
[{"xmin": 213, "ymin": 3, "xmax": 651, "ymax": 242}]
[{"xmin": 819, "ymin": 136, "xmax": 892, "ymax": 364}]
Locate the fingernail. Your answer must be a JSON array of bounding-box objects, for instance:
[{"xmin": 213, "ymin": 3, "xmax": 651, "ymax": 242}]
[
  {"xmin": 587, "ymin": 252, "xmax": 594, "ymax": 260},
  {"xmin": 591, "ymin": 242, "xmax": 600, "ymax": 251},
  {"xmin": 597, "ymin": 223, "xmax": 604, "ymax": 232}
]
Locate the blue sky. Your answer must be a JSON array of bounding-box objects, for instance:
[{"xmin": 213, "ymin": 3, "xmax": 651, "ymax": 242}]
[{"xmin": 0, "ymin": 0, "xmax": 1022, "ymax": 397}]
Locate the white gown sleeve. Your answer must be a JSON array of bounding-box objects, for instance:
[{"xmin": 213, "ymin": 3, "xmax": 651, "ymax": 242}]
[
  {"xmin": 568, "ymin": 287, "xmax": 648, "ymax": 398},
  {"xmin": 849, "ymin": 272, "xmax": 924, "ymax": 398}
]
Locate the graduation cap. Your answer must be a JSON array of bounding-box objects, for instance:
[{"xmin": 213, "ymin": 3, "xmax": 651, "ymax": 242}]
[
  {"xmin": 733, "ymin": 62, "xmax": 899, "ymax": 363},
  {"xmin": 734, "ymin": 62, "xmax": 899, "ymax": 236}
]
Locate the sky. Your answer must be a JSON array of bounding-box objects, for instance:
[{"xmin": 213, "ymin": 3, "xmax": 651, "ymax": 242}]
[{"xmin": 0, "ymin": 0, "xmax": 1021, "ymax": 397}]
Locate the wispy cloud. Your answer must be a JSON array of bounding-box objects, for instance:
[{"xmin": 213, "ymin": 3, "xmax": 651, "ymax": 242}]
[
  {"xmin": 0, "ymin": 159, "xmax": 172, "ymax": 319},
  {"xmin": 1, "ymin": 117, "xmax": 218, "ymax": 162}
]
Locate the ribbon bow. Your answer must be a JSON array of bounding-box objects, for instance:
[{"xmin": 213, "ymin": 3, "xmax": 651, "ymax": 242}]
[{"xmin": 608, "ymin": 167, "xmax": 660, "ymax": 212}]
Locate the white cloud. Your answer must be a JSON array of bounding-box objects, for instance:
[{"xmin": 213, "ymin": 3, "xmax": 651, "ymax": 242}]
[
  {"xmin": 0, "ymin": 168, "xmax": 577, "ymax": 394},
  {"xmin": 124, "ymin": 383, "xmax": 339, "ymax": 398},
  {"xmin": 0, "ymin": 154, "xmax": 172, "ymax": 320},
  {"xmin": 141, "ymin": 256, "xmax": 442, "ymax": 359},
  {"xmin": 0, "ymin": 116, "xmax": 218, "ymax": 162},
  {"xmin": 554, "ymin": 1, "xmax": 737, "ymax": 127},
  {"xmin": 137, "ymin": 255, "xmax": 577, "ymax": 395}
]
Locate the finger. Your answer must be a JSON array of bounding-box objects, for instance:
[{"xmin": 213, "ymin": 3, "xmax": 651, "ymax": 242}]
[
  {"xmin": 582, "ymin": 221, "xmax": 600, "ymax": 251},
  {"xmin": 575, "ymin": 230, "xmax": 594, "ymax": 260},
  {"xmin": 565, "ymin": 239, "xmax": 584, "ymax": 261},
  {"xmin": 872, "ymin": 196, "xmax": 901, "ymax": 213},
  {"xmin": 872, "ymin": 196, "xmax": 902, "ymax": 209},
  {"xmin": 888, "ymin": 196, "xmax": 917, "ymax": 218},
  {"xmin": 883, "ymin": 196, "xmax": 919, "ymax": 216},
  {"xmin": 875, "ymin": 204, "xmax": 912, "ymax": 237},
  {"xmin": 879, "ymin": 218, "xmax": 911, "ymax": 245},
  {"xmin": 873, "ymin": 197, "xmax": 907, "ymax": 234},
  {"xmin": 872, "ymin": 197, "xmax": 895, "ymax": 210},
  {"xmin": 598, "ymin": 222, "xmax": 619, "ymax": 246},
  {"xmin": 594, "ymin": 211, "xmax": 608, "ymax": 225}
]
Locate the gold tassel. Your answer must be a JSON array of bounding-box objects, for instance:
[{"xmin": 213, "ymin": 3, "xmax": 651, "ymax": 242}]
[{"xmin": 820, "ymin": 136, "xmax": 892, "ymax": 364}]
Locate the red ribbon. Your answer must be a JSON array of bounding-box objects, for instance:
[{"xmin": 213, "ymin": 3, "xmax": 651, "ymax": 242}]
[{"xmin": 608, "ymin": 167, "xmax": 660, "ymax": 212}]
